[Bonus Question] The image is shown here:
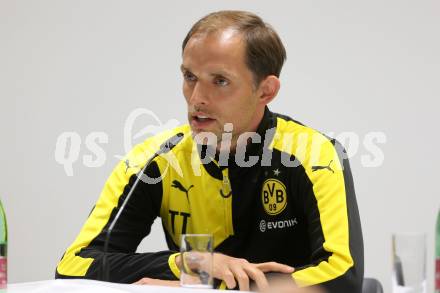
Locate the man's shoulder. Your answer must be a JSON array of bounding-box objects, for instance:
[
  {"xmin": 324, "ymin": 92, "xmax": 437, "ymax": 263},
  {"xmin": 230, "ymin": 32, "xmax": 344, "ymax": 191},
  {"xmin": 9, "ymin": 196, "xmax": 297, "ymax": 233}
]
[
  {"xmin": 271, "ymin": 111, "xmax": 342, "ymax": 157},
  {"xmin": 272, "ymin": 112, "xmax": 325, "ymax": 141}
]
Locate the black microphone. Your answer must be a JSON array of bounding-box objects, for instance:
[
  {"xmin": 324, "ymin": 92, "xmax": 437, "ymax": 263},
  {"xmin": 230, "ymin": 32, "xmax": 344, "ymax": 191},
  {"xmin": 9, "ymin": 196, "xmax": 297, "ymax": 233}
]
[{"xmin": 102, "ymin": 132, "xmax": 184, "ymax": 281}]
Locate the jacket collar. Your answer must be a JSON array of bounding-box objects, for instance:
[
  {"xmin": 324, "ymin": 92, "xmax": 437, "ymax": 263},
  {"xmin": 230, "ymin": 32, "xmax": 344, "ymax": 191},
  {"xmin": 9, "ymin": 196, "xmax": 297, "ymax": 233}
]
[{"xmin": 198, "ymin": 106, "xmax": 277, "ymax": 179}]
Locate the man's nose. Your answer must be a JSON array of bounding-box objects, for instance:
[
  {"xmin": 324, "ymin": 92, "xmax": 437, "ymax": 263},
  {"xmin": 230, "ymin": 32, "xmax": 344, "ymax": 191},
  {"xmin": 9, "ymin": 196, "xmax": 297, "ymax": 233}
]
[{"xmin": 188, "ymin": 82, "xmax": 208, "ymax": 106}]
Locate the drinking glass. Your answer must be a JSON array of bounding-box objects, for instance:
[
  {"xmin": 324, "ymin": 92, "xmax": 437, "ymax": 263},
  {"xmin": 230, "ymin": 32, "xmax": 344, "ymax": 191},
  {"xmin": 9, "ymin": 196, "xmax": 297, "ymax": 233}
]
[
  {"xmin": 180, "ymin": 234, "xmax": 213, "ymax": 288},
  {"xmin": 392, "ymin": 233, "xmax": 426, "ymax": 293}
]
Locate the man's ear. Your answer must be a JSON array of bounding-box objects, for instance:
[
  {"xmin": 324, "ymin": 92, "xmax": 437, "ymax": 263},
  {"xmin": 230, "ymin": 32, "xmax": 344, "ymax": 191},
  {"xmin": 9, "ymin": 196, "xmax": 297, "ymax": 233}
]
[{"xmin": 258, "ymin": 75, "xmax": 281, "ymax": 105}]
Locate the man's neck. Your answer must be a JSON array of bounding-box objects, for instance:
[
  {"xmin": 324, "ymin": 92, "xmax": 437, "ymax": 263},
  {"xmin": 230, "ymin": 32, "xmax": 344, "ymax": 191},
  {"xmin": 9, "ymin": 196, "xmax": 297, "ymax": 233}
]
[{"xmin": 215, "ymin": 106, "xmax": 266, "ymax": 153}]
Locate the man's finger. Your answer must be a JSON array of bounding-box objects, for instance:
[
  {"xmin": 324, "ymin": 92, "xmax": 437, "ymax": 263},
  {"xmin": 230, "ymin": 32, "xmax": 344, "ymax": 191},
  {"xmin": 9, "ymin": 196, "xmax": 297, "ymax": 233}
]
[
  {"xmin": 243, "ymin": 265, "xmax": 269, "ymax": 291},
  {"xmin": 230, "ymin": 265, "xmax": 250, "ymax": 291},
  {"xmin": 222, "ymin": 269, "xmax": 237, "ymax": 289},
  {"xmin": 256, "ymin": 262, "xmax": 295, "ymax": 273}
]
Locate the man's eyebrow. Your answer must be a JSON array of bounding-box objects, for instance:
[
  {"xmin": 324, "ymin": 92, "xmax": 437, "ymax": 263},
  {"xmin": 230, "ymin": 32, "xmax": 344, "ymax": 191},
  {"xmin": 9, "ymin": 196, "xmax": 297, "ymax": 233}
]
[
  {"xmin": 180, "ymin": 65, "xmax": 236, "ymax": 79},
  {"xmin": 210, "ymin": 70, "xmax": 236, "ymax": 79}
]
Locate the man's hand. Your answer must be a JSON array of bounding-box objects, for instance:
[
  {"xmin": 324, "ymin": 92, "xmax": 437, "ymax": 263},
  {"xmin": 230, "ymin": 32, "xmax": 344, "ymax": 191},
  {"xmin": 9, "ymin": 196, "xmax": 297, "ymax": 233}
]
[
  {"xmin": 177, "ymin": 253, "xmax": 294, "ymax": 291},
  {"xmin": 133, "ymin": 277, "xmax": 180, "ymax": 287}
]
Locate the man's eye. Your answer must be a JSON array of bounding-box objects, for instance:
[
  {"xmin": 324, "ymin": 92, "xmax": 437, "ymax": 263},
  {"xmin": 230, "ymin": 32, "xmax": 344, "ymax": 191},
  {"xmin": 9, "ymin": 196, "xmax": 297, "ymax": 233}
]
[
  {"xmin": 215, "ymin": 77, "xmax": 229, "ymax": 86},
  {"xmin": 183, "ymin": 72, "xmax": 197, "ymax": 82}
]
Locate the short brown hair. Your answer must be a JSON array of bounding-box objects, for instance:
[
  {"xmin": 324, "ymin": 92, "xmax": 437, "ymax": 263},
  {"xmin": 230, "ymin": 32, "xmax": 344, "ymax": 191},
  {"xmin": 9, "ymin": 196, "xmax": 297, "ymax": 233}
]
[{"xmin": 182, "ymin": 10, "xmax": 287, "ymax": 86}]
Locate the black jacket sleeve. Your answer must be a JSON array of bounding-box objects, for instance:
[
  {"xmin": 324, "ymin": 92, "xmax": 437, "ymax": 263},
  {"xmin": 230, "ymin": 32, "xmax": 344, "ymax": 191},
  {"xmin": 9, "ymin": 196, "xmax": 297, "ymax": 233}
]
[
  {"xmin": 292, "ymin": 140, "xmax": 364, "ymax": 293},
  {"xmin": 55, "ymin": 157, "xmax": 179, "ymax": 283}
]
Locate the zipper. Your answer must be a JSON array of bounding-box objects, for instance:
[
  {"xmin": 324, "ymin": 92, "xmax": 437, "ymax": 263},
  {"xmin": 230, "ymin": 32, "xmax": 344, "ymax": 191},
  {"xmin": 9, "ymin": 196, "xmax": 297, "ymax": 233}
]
[
  {"xmin": 222, "ymin": 175, "xmax": 231, "ymax": 196},
  {"xmin": 221, "ymin": 168, "xmax": 234, "ymax": 236}
]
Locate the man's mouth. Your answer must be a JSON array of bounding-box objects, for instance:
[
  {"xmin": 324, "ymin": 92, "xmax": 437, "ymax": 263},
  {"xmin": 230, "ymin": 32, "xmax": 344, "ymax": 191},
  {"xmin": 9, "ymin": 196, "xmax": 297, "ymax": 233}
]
[
  {"xmin": 194, "ymin": 115, "xmax": 213, "ymax": 122},
  {"xmin": 191, "ymin": 113, "xmax": 215, "ymax": 128}
]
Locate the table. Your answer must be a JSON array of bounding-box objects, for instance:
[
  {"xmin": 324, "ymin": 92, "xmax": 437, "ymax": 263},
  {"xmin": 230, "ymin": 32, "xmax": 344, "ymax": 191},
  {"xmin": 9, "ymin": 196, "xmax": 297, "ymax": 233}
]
[{"xmin": 7, "ymin": 279, "xmax": 243, "ymax": 293}]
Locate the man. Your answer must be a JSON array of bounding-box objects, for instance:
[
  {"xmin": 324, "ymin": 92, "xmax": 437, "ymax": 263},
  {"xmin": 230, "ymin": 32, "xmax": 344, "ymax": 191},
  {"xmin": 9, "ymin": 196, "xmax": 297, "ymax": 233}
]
[{"xmin": 56, "ymin": 10, "xmax": 364, "ymax": 292}]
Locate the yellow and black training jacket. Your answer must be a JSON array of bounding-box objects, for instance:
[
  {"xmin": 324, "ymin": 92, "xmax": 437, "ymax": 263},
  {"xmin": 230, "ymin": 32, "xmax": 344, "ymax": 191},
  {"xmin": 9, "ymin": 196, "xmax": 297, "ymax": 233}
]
[{"xmin": 56, "ymin": 108, "xmax": 364, "ymax": 292}]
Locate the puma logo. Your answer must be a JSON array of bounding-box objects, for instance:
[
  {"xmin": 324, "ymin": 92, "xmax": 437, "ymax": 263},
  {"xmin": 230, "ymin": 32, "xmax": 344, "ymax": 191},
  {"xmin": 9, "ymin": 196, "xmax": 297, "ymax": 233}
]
[
  {"xmin": 311, "ymin": 160, "xmax": 334, "ymax": 173},
  {"xmin": 171, "ymin": 180, "xmax": 194, "ymax": 202},
  {"xmin": 124, "ymin": 159, "xmax": 139, "ymax": 174}
]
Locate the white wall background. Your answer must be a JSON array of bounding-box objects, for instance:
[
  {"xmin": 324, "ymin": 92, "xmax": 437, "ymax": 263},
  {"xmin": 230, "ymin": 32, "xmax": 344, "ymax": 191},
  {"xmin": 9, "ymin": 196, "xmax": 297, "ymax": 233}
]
[{"xmin": 1, "ymin": 1, "xmax": 439, "ymax": 292}]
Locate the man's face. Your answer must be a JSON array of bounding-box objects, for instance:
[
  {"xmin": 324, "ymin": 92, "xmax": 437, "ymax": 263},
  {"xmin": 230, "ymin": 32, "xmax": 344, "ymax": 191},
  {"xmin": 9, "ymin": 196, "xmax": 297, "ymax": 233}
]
[{"xmin": 181, "ymin": 29, "xmax": 265, "ymax": 149}]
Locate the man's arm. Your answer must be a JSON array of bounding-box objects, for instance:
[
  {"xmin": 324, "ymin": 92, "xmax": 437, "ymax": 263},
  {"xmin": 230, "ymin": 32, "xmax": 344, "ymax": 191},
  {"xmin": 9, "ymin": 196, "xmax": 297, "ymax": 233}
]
[
  {"xmin": 55, "ymin": 152, "xmax": 179, "ymax": 283},
  {"xmin": 292, "ymin": 139, "xmax": 364, "ymax": 293}
]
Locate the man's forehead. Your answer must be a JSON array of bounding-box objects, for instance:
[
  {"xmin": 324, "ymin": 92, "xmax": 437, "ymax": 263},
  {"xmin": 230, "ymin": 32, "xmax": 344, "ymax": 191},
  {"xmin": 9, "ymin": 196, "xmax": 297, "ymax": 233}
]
[
  {"xmin": 184, "ymin": 29, "xmax": 244, "ymax": 56},
  {"xmin": 181, "ymin": 29, "xmax": 245, "ymax": 75},
  {"xmin": 189, "ymin": 27, "xmax": 242, "ymax": 45}
]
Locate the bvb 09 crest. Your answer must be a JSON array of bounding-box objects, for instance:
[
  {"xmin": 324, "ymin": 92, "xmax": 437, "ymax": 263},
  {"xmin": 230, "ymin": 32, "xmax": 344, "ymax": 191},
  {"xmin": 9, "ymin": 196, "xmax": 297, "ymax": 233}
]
[{"xmin": 261, "ymin": 179, "xmax": 287, "ymax": 215}]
